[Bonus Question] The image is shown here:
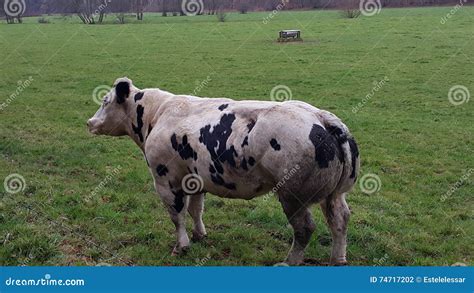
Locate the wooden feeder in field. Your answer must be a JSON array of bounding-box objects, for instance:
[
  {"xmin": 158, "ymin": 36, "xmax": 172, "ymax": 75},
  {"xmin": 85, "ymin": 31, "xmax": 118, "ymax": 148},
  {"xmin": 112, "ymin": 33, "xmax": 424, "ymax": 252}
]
[{"xmin": 278, "ymin": 30, "xmax": 302, "ymax": 42}]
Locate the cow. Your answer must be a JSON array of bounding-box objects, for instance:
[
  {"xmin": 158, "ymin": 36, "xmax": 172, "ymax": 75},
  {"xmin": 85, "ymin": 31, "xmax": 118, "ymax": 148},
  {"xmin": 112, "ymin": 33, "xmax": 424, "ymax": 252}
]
[{"xmin": 87, "ymin": 77, "xmax": 360, "ymax": 266}]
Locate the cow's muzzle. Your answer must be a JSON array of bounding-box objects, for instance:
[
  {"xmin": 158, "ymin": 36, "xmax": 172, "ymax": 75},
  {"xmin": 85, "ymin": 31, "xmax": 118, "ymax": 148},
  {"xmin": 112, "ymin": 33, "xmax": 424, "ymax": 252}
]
[{"xmin": 87, "ymin": 118, "xmax": 102, "ymax": 135}]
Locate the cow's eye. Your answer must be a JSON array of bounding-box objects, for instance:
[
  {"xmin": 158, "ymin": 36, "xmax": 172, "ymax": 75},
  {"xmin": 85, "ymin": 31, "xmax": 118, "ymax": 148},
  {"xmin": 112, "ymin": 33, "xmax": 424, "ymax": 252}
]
[{"xmin": 102, "ymin": 98, "xmax": 110, "ymax": 106}]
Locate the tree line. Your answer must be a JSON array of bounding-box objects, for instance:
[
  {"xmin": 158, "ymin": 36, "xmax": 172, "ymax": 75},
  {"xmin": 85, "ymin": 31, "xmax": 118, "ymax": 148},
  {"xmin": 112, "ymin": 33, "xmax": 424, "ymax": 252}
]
[{"xmin": 1, "ymin": 0, "xmax": 471, "ymax": 24}]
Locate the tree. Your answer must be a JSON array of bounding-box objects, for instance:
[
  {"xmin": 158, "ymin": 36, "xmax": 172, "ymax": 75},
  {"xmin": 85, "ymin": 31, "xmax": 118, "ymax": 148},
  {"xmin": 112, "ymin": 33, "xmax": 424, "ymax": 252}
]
[
  {"xmin": 203, "ymin": 0, "xmax": 220, "ymax": 15},
  {"xmin": 70, "ymin": 0, "xmax": 109, "ymax": 24},
  {"xmin": 133, "ymin": 0, "xmax": 148, "ymax": 20},
  {"xmin": 1, "ymin": 0, "xmax": 468, "ymax": 19},
  {"xmin": 108, "ymin": 0, "xmax": 131, "ymax": 24}
]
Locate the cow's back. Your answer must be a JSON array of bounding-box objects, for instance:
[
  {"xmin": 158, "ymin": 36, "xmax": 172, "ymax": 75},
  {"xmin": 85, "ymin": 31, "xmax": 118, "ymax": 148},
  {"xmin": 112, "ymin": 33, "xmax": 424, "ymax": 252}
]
[{"xmin": 150, "ymin": 97, "xmax": 359, "ymax": 202}]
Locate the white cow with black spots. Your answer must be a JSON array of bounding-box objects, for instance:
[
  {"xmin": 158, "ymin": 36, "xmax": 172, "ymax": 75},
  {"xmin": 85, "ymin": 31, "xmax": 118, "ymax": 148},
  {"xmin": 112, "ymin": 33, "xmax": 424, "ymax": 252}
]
[{"xmin": 87, "ymin": 77, "xmax": 360, "ymax": 265}]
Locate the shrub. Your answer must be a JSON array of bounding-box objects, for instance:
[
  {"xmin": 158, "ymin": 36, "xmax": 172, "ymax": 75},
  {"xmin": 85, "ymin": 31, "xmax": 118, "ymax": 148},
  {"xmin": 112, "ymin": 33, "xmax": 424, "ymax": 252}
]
[
  {"xmin": 342, "ymin": 9, "xmax": 361, "ymax": 18},
  {"xmin": 238, "ymin": 4, "xmax": 248, "ymax": 14},
  {"xmin": 37, "ymin": 17, "xmax": 50, "ymax": 24},
  {"xmin": 116, "ymin": 14, "xmax": 126, "ymax": 24},
  {"xmin": 217, "ymin": 11, "xmax": 227, "ymax": 22}
]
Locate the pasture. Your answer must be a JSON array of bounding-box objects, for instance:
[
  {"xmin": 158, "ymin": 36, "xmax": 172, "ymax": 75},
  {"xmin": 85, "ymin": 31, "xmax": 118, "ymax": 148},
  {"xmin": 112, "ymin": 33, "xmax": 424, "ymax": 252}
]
[{"xmin": 0, "ymin": 7, "xmax": 473, "ymax": 266}]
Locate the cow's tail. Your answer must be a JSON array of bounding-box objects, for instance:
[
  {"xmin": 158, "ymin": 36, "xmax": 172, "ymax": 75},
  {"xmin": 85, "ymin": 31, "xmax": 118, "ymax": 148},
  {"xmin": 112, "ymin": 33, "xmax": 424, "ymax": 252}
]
[{"xmin": 317, "ymin": 110, "xmax": 360, "ymax": 195}]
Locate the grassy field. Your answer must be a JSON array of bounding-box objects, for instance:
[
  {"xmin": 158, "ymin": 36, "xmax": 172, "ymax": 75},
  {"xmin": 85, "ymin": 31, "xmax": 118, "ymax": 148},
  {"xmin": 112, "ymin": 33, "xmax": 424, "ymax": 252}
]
[{"xmin": 0, "ymin": 7, "xmax": 473, "ymax": 266}]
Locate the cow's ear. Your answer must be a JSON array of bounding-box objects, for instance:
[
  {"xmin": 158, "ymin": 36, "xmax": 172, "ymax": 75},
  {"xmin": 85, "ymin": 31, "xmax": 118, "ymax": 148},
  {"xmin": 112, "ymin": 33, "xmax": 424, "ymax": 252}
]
[{"xmin": 115, "ymin": 81, "xmax": 130, "ymax": 104}]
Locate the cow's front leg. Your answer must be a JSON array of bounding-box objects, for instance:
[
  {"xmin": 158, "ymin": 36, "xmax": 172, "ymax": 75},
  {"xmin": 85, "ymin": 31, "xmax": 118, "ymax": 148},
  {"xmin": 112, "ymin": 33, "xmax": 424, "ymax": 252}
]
[
  {"xmin": 188, "ymin": 193, "xmax": 207, "ymax": 242},
  {"xmin": 155, "ymin": 185, "xmax": 190, "ymax": 256},
  {"xmin": 167, "ymin": 201, "xmax": 190, "ymax": 256}
]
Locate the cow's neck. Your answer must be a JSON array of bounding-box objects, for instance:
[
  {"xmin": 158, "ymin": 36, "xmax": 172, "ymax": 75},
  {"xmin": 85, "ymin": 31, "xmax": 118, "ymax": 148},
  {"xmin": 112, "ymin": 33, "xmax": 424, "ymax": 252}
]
[{"xmin": 125, "ymin": 89, "xmax": 172, "ymax": 151}]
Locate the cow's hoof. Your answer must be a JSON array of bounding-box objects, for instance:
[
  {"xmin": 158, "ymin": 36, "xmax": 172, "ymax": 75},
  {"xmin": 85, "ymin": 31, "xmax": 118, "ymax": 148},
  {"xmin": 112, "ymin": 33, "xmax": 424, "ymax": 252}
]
[
  {"xmin": 191, "ymin": 233, "xmax": 207, "ymax": 243},
  {"xmin": 171, "ymin": 245, "xmax": 190, "ymax": 256}
]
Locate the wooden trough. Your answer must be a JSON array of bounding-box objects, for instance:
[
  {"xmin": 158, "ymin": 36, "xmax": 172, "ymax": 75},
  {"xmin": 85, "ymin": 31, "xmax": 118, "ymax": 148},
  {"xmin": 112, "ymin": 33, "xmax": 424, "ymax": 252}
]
[{"xmin": 278, "ymin": 30, "xmax": 302, "ymax": 42}]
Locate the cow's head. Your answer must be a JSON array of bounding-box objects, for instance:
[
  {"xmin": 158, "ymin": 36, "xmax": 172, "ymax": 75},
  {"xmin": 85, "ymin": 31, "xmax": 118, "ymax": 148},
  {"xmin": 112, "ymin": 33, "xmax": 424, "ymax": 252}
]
[{"xmin": 87, "ymin": 77, "xmax": 135, "ymax": 136}]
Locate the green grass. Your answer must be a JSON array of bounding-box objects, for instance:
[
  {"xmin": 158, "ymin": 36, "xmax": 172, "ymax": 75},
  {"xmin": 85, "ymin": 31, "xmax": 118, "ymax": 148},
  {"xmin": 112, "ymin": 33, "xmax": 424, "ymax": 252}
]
[{"xmin": 0, "ymin": 7, "xmax": 473, "ymax": 266}]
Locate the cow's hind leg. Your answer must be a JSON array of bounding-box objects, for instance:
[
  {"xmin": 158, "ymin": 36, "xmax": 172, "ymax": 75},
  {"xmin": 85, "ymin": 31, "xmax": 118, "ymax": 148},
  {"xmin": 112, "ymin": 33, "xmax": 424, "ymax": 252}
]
[
  {"xmin": 188, "ymin": 193, "xmax": 207, "ymax": 242},
  {"xmin": 320, "ymin": 193, "xmax": 350, "ymax": 265},
  {"xmin": 279, "ymin": 195, "xmax": 316, "ymax": 265}
]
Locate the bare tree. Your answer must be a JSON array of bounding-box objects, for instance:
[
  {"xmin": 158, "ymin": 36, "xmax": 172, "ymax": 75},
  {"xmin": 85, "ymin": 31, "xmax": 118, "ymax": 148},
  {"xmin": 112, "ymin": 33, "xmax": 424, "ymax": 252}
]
[
  {"xmin": 109, "ymin": 0, "xmax": 132, "ymax": 24},
  {"xmin": 216, "ymin": 9, "xmax": 227, "ymax": 21},
  {"xmin": 70, "ymin": 0, "xmax": 108, "ymax": 24},
  {"xmin": 2, "ymin": 0, "xmax": 470, "ymax": 18},
  {"xmin": 133, "ymin": 0, "xmax": 148, "ymax": 20},
  {"xmin": 204, "ymin": 0, "xmax": 220, "ymax": 15}
]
